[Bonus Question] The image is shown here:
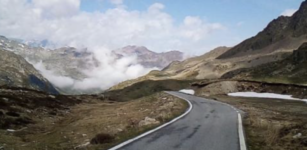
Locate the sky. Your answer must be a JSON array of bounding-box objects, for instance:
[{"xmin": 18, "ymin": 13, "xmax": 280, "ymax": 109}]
[
  {"xmin": 0, "ymin": 0, "xmax": 305, "ymax": 91},
  {"xmin": 0, "ymin": 0, "xmax": 304, "ymax": 55}
]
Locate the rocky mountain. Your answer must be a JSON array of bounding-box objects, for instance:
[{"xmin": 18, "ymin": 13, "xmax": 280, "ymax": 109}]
[
  {"xmin": 110, "ymin": 0, "xmax": 307, "ymax": 90},
  {"xmin": 217, "ymin": 0, "xmax": 307, "ymax": 59},
  {"xmin": 110, "ymin": 44, "xmax": 291, "ymax": 90},
  {"xmin": 24, "ymin": 39, "xmax": 53, "ymax": 48},
  {"xmin": 0, "ymin": 36, "xmax": 102, "ymax": 94},
  {"xmin": 0, "ymin": 49, "xmax": 58, "ymax": 94},
  {"xmin": 0, "ymin": 36, "xmax": 95, "ymax": 81},
  {"xmin": 1, "ymin": 36, "xmax": 184, "ymax": 94},
  {"xmin": 222, "ymin": 42, "xmax": 307, "ymax": 85},
  {"xmin": 113, "ymin": 45, "xmax": 184, "ymax": 69}
]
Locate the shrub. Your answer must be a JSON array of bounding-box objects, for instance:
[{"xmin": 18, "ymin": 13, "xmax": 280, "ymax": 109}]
[{"xmin": 90, "ymin": 133, "xmax": 115, "ymax": 144}]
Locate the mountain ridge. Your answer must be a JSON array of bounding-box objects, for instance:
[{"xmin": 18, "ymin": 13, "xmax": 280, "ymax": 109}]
[
  {"xmin": 1, "ymin": 36, "xmax": 184, "ymax": 94},
  {"xmin": 110, "ymin": 0, "xmax": 307, "ymax": 91},
  {"xmin": 114, "ymin": 45, "xmax": 184, "ymax": 69},
  {"xmin": 217, "ymin": 0, "xmax": 307, "ymax": 59}
]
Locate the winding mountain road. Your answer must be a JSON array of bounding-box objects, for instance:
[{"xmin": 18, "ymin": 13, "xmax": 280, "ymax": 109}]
[{"xmin": 112, "ymin": 91, "xmax": 243, "ymax": 150}]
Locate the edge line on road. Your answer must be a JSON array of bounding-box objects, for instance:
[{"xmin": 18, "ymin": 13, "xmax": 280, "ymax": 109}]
[
  {"xmin": 108, "ymin": 91, "xmax": 193, "ymax": 150},
  {"xmin": 166, "ymin": 92, "xmax": 247, "ymax": 150},
  {"xmin": 238, "ymin": 113, "xmax": 247, "ymax": 150},
  {"xmin": 215, "ymin": 100, "xmax": 247, "ymax": 150},
  {"xmin": 167, "ymin": 92, "xmax": 248, "ymax": 150}
]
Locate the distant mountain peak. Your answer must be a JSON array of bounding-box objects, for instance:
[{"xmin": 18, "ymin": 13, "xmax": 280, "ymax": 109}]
[
  {"xmin": 114, "ymin": 45, "xmax": 184, "ymax": 69},
  {"xmin": 118, "ymin": 45, "xmax": 154, "ymax": 55},
  {"xmin": 298, "ymin": 0, "xmax": 307, "ymax": 11}
]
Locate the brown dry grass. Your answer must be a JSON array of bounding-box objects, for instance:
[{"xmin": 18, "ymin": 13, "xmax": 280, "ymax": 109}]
[
  {"xmin": 207, "ymin": 95, "xmax": 307, "ymax": 150},
  {"xmin": 0, "ymin": 92, "xmax": 188, "ymax": 150}
]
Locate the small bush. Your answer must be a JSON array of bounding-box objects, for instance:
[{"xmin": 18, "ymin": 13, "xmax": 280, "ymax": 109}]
[{"xmin": 90, "ymin": 133, "xmax": 115, "ymax": 144}]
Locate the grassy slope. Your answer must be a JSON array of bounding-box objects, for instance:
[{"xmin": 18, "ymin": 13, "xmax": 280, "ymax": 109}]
[
  {"xmin": 245, "ymin": 53, "xmax": 307, "ymax": 84},
  {"xmin": 104, "ymin": 79, "xmax": 193, "ymax": 102},
  {"xmin": 223, "ymin": 55, "xmax": 307, "ymax": 85}
]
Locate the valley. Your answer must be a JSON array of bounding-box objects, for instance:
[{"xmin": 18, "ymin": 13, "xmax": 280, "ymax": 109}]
[{"xmin": 1, "ymin": 0, "xmax": 307, "ymax": 150}]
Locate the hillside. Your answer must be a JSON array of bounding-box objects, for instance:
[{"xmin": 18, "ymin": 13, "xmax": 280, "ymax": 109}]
[
  {"xmin": 110, "ymin": 45, "xmax": 291, "ymax": 90},
  {"xmin": 0, "ymin": 49, "xmax": 58, "ymax": 94},
  {"xmin": 105, "ymin": 80, "xmax": 191, "ymax": 101},
  {"xmin": 110, "ymin": 0, "xmax": 307, "ymax": 91},
  {"xmin": 222, "ymin": 42, "xmax": 307, "ymax": 85}
]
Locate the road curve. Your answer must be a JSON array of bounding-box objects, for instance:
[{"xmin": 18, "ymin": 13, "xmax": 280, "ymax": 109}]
[{"xmin": 116, "ymin": 91, "xmax": 240, "ymax": 150}]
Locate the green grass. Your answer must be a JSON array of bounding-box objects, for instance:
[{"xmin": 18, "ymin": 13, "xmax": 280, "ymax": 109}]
[
  {"xmin": 234, "ymin": 56, "xmax": 307, "ymax": 86},
  {"xmin": 104, "ymin": 79, "xmax": 193, "ymax": 101}
]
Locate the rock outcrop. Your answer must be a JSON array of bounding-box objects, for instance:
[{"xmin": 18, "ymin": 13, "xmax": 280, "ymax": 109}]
[{"xmin": 138, "ymin": 117, "xmax": 160, "ymax": 127}]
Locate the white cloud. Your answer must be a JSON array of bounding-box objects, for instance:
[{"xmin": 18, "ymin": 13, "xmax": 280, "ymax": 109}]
[
  {"xmin": 32, "ymin": 0, "xmax": 80, "ymax": 18},
  {"xmin": 33, "ymin": 61, "xmax": 75, "ymax": 88},
  {"xmin": 0, "ymin": 0, "xmax": 227, "ymax": 91},
  {"xmin": 179, "ymin": 16, "xmax": 223, "ymax": 41},
  {"xmin": 109, "ymin": 0, "xmax": 123, "ymax": 5},
  {"xmin": 31, "ymin": 48, "xmax": 154, "ymax": 91},
  {"xmin": 148, "ymin": 3, "xmax": 165, "ymax": 12},
  {"xmin": 0, "ymin": 0, "xmax": 224, "ymax": 53},
  {"xmin": 70, "ymin": 48, "xmax": 154, "ymax": 90},
  {"xmin": 281, "ymin": 9, "xmax": 297, "ymax": 17}
]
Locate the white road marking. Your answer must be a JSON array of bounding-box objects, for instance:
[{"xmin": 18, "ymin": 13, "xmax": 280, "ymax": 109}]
[
  {"xmin": 238, "ymin": 113, "xmax": 247, "ymax": 150},
  {"xmin": 109, "ymin": 92, "xmax": 247, "ymax": 150},
  {"xmin": 109, "ymin": 91, "xmax": 193, "ymax": 150}
]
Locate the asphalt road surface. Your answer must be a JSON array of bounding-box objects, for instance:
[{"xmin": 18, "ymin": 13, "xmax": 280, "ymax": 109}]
[{"xmin": 117, "ymin": 91, "xmax": 240, "ymax": 150}]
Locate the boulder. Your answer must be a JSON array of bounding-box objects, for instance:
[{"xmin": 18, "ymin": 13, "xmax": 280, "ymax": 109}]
[{"xmin": 138, "ymin": 117, "xmax": 160, "ymax": 127}]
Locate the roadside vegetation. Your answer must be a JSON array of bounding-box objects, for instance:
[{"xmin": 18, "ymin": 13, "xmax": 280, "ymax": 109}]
[
  {"xmin": 0, "ymin": 88, "xmax": 188, "ymax": 150},
  {"xmin": 207, "ymin": 95, "xmax": 307, "ymax": 150},
  {"xmin": 192, "ymin": 79, "xmax": 307, "ymax": 150}
]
